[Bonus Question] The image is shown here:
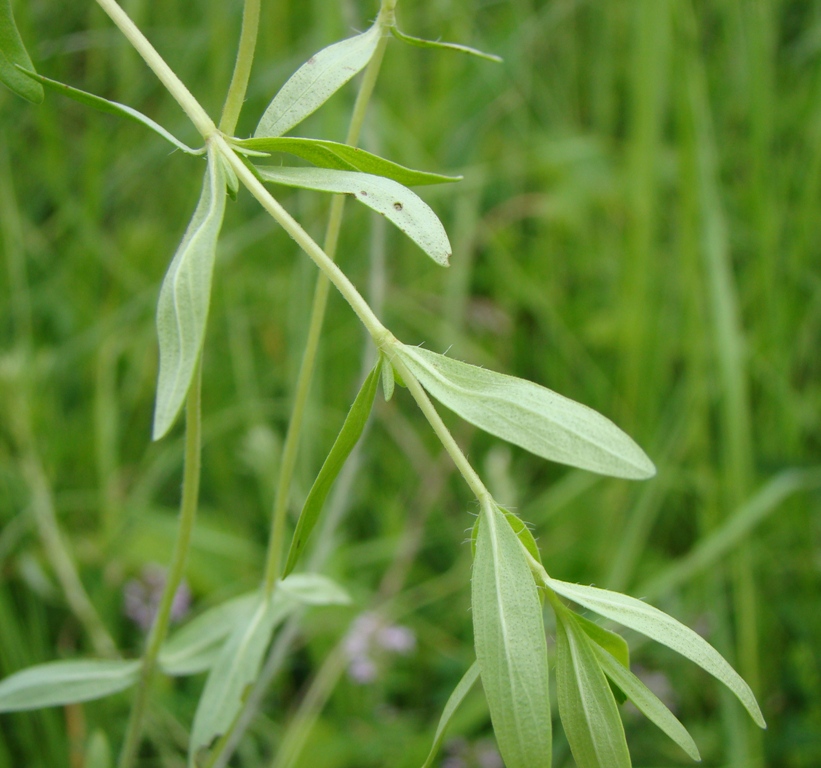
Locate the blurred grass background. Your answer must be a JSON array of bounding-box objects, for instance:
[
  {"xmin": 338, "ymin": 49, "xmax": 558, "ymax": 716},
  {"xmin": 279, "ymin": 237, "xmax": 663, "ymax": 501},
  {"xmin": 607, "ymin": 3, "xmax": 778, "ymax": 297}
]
[{"xmin": 1, "ymin": 0, "xmax": 820, "ymax": 766}]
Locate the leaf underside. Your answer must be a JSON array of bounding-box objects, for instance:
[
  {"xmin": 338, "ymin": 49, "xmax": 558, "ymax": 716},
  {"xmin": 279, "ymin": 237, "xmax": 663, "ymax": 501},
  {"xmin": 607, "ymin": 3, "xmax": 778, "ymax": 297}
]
[
  {"xmin": 546, "ymin": 577, "xmax": 766, "ymax": 728},
  {"xmin": 153, "ymin": 147, "xmax": 227, "ymax": 440},
  {"xmin": 396, "ymin": 345, "xmax": 656, "ymax": 479},
  {"xmin": 256, "ymin": 166, "xmax": 451, "ymax": 266},
  {"xmin": 255, "ymin": 23, "xmax": 381, "ymax": 139},
  {"xmin": 472, "ymin": 502, "xmax": 552, "ymax": 768}
]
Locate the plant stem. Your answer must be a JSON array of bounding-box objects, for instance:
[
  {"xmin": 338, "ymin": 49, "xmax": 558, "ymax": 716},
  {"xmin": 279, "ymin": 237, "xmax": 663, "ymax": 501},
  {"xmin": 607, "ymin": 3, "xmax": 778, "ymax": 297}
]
[
  {"xmin": 118, "ymin": 360, "xmax": 204, "ymax": 768},
  {"xmin": 218, "ymin": 0, "xmax": 261, "ymax": 135},
  {"xmin": 388, "ymin": 354, "xmax": 490, "ymax": 504},
  {"xmin": 95, "ymin": 0, "xmax": 216, "ymax": 139},
  {"xmin": 261, "ymin": 13, "xmax": 392, "ymax": 594}
]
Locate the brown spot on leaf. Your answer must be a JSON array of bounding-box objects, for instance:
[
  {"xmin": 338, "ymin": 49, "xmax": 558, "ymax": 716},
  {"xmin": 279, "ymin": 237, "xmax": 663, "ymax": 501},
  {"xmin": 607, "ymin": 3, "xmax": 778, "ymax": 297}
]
[{"xmin": 393, "ymin": 202, "xmax": 403, "ymax": 211}]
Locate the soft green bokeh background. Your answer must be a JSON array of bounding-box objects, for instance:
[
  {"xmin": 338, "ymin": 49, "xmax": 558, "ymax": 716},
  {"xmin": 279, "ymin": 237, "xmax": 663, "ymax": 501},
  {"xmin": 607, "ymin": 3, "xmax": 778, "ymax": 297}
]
[{"xmin": 1, "ymin": 1, "xmax": 820, "ymax": 765}]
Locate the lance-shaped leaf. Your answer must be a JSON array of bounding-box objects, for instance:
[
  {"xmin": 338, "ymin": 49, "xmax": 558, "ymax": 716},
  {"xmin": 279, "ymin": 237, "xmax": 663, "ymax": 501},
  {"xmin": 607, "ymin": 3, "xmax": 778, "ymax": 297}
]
[
  {"xmin": 421, "ymin": 661, "xmax": 480, "ymax": 768},
  {"xmin": 153, "ymin": 148, "xmax": 227, "ymax": 440},
  {"xmin": 234, "ymin": 137, "xmax": 460, "ymax": 186},
  {"xmin": 591, "ymin": 643, "xmax": 700, "ymax": 761},
  {"xmin": 574, "ymin": 613, "xmax": 629, "ymax": 703},
  {"xmin": 389, "ymin": 25, "xmax": 502, "ymax": 63},
  {"xmin": 395, "ymin": 345, "xmax": 655, "ymax": 479},
  {"xmin": 554, "ymin": 605, "xmax": 631, "ymax": 768},
  {"xmin": 381, "ymin": 354, "xmax": 395, "ymax": 401},
  {"xmin": 472, "ymin": 501, "xmax": 552, "ymax": 768},
  {"xmin": 189, "ymin": 591, "xmax": 297, "ymax": 765},
  {"xmin": 257, "ymin": 166, "xmax": 451, "ymax": 266},
  {"xmin": 0, "ymin": 659, "xmax": 140, "ymax": 711},
  {"xmin": 255, "ymin": 23, "xmax": 381, "ymax": 139},
  {"xmin": 16, "ymin": 69, "xmax": 201, "ymax": 154},
  {"xmin": 283, "ymin": 362, "xmax": 381, "ymax": 577},
  {"xmin": 544, "ymin": 577, "xmax": 766, "ymax": 728},
  {"xmin": 470, "ymin": 506, "xmax": 541, "ymax": 566},
  {"xmin": 0, "ymin": 0, "xmax": 43, "ymax": 102},
  {"xmin": 159, "ymin": 592, "xmax": 258, "ymax": 676},
  {"xmin": 276, "ymin": 573, "xmax": 352, "ymax": 605}
]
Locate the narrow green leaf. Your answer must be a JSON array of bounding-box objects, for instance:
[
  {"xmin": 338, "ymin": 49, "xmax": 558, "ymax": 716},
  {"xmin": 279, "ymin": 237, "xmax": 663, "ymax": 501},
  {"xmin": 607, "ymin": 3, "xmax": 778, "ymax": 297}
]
[
  {"xmin": 381, "ymin": 355, "xmax": 395, "ymax": 401},
  {"xmin": 283, "ymin": 362, "xmax": 381, "ymax": 577},
  {"xmin": 256, "ymin": 166, "xmax": 451, "ymax": 266},
  {"xmin": 591, "ymin": 644, "xmax": 701, "ymax": 761},
  {"xmin": 395, "ymin": 345, "xmax": 656, "ymax": 479},
  {"xmin": 234, "ymin": 137, "xmax": 461, "ymax": 186},
  {"xmin": 575, "ymin": 614, "xmax": 629, "ymax": 669},
  {"xmin": 16, "ymin": 68, "xmax": 201, "ymax": 153},
  {"xmin": 159, "ymin": 592, "xmax": 258, "ymax": 676},
  {"xmin": 389, "ymin": 25, "xmax": 502, "ymax": 63},
  {"xmin": 276, "ymin": 573, "xmax": 352, "ymax": 605},
  {"xmin": 554, "ymin": 605, "xmax": 632, "ymax": 768},
  {"xmin": 255, "ymin": 23, "xmax": 381, "ymax": 138},
  {"xmin": 574, "ymin": 612, "xmax": 630, "ymax": 704},
  {"xmin": 189, "ymin": 592, "xmax": 297, "ymax": 765},
  {"xmin": 0, "ymin": 0, "xmax": 43, "ymax": 102},
  {"xmin": 153, "ymin": 148, "xmax": 227, "ymax": 440},
  {"xmin": 421, "ymin": 661, "xmax": 480, "ymax": 768},
  {"xmin": 544, "ymin": 577, "xmax": 766, "ymax": 728},
  {"xmin": 469, "ymin": 507, "xmax": 540, "ymax": 565},
  {"xmin": 500, "ymin": 506, "xmax": 542, "ymax": 565},
  {"xmin": 0, "ymin": 659, "xmax": 140, "ymax": 712},
  {"xmin": 472, "ymin": 501, "xmax": 552, "ymax": 768}
]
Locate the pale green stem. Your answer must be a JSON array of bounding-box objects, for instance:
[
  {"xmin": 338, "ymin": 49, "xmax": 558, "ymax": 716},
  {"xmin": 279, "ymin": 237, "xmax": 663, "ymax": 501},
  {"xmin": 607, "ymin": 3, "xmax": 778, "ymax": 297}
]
[
  {"xmin": 261, "ymin": 15, "xmax": 393, "ymax": 594},
  {"xmin": 95, "ymin": 0, "xmax": 216, "ymax": 139},
  {"xmin": 118, "ymin": 360, "xmax": 203, "ymax": 768},
  {"xmin": 215, "ymin": 135, "xmax": 387, "ymax": 340},
  {"xmin": 218, "ymin": 0, "xmax": 261, "ymax": 134},
  {"xmin": 388, "ymin": 353, "xmax": 491, "ymax": 504}
]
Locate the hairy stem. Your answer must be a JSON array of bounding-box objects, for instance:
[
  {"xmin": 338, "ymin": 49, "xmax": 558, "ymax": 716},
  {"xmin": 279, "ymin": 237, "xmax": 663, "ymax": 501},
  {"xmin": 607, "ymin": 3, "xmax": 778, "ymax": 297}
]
[
  {"xmin": 118, "ymin": 360, "xmax": 203, "ymax": 768},
  {"xmin": 388, "ymin": 353, "xmax": 490, "ymax": 503}
]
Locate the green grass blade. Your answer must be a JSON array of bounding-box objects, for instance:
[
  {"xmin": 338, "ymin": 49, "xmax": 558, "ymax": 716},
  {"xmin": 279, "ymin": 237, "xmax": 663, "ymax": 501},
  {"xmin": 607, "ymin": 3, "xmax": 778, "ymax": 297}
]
[
  {"xmin": 233, "ymin": 137, "xmax": 461, "ymax": 185},
  {"xmin": 153, "ymin": 148, "xmax": 227, "ymax": 440},
  {"xmin": 257, "ymin": 166, "xmax": 451, "ymax": 266},
  {"xmin": 591, "ymin": 643, "xmax": 700, "ymax": 761},
  {"xmin": 396, "ymin": 345, "xmax": 656, "ymax": 479},
  {"xmin": 554, "ymin": 605, "xmax": 631, "ymax": 768},
  {"xmin": 0, "ymin": 660, "xmax": 140, "ymax": 711},
  {"xmin": 0, "ymin": 0, "xmax": 43, "ymax": 102},
  {"xmin": 545, "ymin": 577, "xmax": 765, "ymax": 728},
  {"xmin": 421, "ymin": 661, "xmax": 480, "ymax": 768},
  {"xmin": 389, "ymin": 25, "xmax": 502, "ymax": 63},
  {"xmin": 15, "ymin": 68, "xmax": 201, "ymax": 153},
  {"xmin": 472, "ymin": 501, "xmax": 552, "ymax": 768},
  {"xmin": 254, "ymin": 23, "xmax": 381, "ymax": 138},
  {"xmin": 282, "ymin": 362, "xmax": 381, "ymax": 577}
]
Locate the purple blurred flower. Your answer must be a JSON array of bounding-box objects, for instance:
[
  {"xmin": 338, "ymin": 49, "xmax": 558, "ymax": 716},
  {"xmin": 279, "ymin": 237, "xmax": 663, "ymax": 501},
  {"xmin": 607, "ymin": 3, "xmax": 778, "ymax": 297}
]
[
  {"xmin": 343, "ymin": 611, "xmax": 416, "ymax": 685},
  {"xmin": 123, "ymin": 564, "xmax": 191, "ymax": 632}
]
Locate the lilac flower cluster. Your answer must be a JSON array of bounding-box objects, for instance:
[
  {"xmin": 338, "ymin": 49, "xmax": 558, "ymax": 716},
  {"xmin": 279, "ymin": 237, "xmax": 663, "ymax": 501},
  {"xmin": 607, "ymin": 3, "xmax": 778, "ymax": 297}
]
[
  {"xmin": 343, "ymin": 611, "xmax": 416, "ymax": 684},
  {"xmin": 123, "ymin": 564, "xmax": 191, "ymax": 632}
]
